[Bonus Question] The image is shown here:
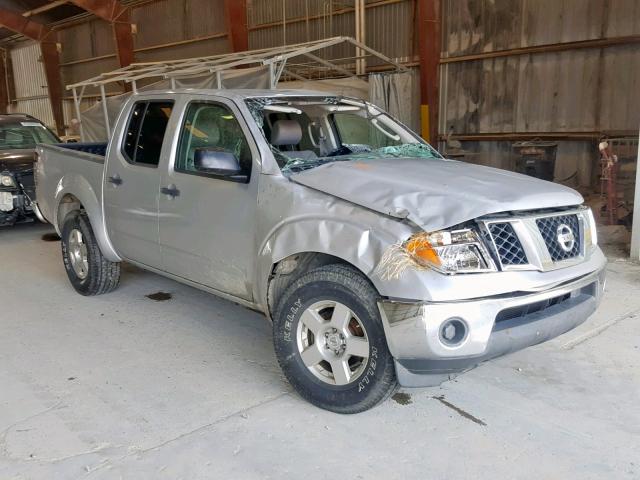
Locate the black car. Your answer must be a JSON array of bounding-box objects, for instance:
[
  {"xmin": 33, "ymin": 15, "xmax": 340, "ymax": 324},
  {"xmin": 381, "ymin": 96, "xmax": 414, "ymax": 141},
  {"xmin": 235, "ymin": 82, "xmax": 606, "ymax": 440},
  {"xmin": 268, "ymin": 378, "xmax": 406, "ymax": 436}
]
[{"xmin": 0, "ymin": 114, "xmax": 60, "ymax": 226}]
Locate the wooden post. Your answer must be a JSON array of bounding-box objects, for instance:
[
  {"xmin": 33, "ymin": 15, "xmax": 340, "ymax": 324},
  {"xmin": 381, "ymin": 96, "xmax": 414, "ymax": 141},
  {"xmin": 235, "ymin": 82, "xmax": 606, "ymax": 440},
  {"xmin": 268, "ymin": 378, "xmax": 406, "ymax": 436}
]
[{"xmin": 417, "ymin": 0, "xmax": 440, "ymax": 144}]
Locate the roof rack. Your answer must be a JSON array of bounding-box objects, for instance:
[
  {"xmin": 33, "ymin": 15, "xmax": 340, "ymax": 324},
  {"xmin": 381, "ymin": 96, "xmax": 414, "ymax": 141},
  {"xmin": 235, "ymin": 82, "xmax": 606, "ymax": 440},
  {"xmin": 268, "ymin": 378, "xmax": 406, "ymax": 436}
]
[{"xmin": 68, "ymin": 36, "xmax": 407, "ymax": 138}]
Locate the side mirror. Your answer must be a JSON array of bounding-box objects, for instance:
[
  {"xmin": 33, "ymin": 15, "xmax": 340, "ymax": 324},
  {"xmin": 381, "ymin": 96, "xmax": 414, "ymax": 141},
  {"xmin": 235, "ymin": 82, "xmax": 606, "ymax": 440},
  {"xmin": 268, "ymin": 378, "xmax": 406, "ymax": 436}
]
[{"xmin": 193, "ymin": 148, "xmax": 245, "ymax": 180}]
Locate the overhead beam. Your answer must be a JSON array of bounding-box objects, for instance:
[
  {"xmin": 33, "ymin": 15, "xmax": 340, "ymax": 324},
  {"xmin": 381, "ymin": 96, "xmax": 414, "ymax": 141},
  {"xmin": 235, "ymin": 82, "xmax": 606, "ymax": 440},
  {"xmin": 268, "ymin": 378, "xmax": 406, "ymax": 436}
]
[
  {"xmin": 68, "ymin": 0, "xmax": 134, "ymax": 67},
  {"xmin": 417, "ymin": 0, "xmax": 440, "ymax": 144},
  {"xmin": 440, "ymin": 34, "xmax": 640, "ymax": 64},
  {"xmin": 23, "ymin": 1, "xmax": 68, "ymax": 18},
  {"xmin": 224, "ymin": 0, "xmax": 248, "ymax": 52},
  {"xmin": 0, "ymin": 8, "xmax": 65, "ymax": 135}
]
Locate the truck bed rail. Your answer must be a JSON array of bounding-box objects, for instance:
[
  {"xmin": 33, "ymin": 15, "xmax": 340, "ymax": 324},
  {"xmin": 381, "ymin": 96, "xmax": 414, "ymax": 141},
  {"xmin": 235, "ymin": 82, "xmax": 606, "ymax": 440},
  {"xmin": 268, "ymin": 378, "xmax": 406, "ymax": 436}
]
[{"xmin": 55, "ymin": 142, "xmax": 108, "ymax": 157}]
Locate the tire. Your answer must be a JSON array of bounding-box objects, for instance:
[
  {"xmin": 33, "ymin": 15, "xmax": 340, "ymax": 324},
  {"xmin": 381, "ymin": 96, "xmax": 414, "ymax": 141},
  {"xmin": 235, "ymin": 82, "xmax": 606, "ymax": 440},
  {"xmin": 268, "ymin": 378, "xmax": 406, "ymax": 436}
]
[
  {"xmin": 273, "ymin": 264, "xmax": 398, "ymax": 413},
  {"xmin": 61, "ymin": 211, "xmax": 121, "ymax": 296}
]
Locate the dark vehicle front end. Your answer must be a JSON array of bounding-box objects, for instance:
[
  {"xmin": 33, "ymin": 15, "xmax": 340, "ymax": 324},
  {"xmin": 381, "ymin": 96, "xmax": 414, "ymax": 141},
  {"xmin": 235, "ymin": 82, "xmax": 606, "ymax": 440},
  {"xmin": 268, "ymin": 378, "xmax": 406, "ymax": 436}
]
[
  {"xmin": 0, "ymin": 150, "xmax": 39, "ymax": 226},
  {"xmin": 0, "ymin": 115, "xmax": 59, "ymax": 226}
]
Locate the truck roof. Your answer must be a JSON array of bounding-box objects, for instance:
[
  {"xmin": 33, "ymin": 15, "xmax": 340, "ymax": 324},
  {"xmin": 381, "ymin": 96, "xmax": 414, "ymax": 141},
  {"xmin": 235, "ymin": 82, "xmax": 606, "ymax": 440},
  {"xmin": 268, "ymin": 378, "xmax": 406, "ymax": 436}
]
[{"xmin": 133, "ymin": 88, "xmax": 345, "ymax": 101}]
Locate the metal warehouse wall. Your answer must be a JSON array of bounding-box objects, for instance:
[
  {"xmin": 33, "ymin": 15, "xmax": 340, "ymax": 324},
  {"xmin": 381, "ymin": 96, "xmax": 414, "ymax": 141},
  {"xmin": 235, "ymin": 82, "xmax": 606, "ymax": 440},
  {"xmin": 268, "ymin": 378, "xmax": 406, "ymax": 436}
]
[
  {"xmin": 248, "ymin": 0, "xmax": 418, "ymax": 68},
  {"xmin": 58, "ymin": 0, "xmax": 229, "ymax": 98},
  {"xmin": 8, "ymin": 42, "xmax": 55, "ymax": 130},
  {"xmin": 4, "ymin": 0, "xmax": 420, "ymax": 134},
  {"xmin": 440, "ymin": 0, "xmax": 640, "ymax": 187}
]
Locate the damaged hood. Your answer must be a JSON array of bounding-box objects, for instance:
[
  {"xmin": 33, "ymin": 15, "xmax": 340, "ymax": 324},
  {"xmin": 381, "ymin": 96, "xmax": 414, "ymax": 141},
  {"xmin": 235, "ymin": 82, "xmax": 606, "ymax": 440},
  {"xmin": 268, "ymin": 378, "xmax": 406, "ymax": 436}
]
[
  {"xmin": 289, "ymin": 157, "xmax": 583, "ymax": 231},
  {"xmin": 0, "ymin": 150, "xmax": 35, "ymax": 173}
]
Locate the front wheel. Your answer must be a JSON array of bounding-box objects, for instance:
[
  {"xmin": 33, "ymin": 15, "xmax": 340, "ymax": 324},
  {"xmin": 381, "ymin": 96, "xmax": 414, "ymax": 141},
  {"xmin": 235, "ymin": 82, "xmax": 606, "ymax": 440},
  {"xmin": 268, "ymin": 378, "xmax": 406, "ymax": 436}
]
[
  {"xmin": 273, "ymin": 264, "xmax": 398, "ymax": 413},
  {"xmin": 61, "ymin": 211, "xmax": 121, "ymax": 296}
]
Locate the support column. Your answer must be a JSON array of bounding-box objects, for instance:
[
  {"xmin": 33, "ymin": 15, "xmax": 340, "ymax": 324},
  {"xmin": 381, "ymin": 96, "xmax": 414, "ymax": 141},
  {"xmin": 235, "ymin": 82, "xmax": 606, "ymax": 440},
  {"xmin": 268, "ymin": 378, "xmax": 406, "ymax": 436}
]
[
  {"xmin": 630, "ymin": 128, "xmax": 640, "ymax": 259},
  {"xmin": 40, "ymin": 40, "xmax": 65, "ymax": 136},
  {"xmin": 0, "ymin": 48, "xmax": 8, "ymax": 112},
  {"xmin": 417, "ymin": 0, "xmax": 440, "ymax": 144},
  {"xmin": 225, "ymin": 0, "xmax": 248, "ymax": 52}
]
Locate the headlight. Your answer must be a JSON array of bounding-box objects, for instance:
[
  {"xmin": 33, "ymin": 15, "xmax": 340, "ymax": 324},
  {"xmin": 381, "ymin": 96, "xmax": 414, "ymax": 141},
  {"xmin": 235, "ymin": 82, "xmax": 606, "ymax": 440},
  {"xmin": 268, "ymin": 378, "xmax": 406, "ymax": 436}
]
[
  {"xmin": 584, "ymin": 208, "xmax": 598, "ymax": 246},
  {"xmin": 404, "ymin": 229, "xmax": 496, "ymax": 274},
  {"xmin": 0, "ymin": 174, "xmax": 16, "ymax": 188}
]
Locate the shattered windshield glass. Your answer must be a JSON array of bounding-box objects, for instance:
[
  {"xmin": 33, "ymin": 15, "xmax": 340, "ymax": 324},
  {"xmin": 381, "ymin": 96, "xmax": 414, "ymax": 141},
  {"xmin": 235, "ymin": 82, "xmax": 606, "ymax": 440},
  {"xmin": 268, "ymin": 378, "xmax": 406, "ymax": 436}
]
[{"xmin": 245, "ymin": 96, "xmax": 441, "ymax": 174}]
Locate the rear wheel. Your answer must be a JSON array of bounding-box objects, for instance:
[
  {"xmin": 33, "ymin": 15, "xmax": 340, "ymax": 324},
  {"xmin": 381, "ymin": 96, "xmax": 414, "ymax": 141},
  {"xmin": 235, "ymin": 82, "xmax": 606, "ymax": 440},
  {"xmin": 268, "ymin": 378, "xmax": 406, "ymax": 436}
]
[
  {"xmin": 273, "ymin": 264, "xmax": 397, "ymax": 413},
  {"xmin": 61, "ymin": 211, "xmax": 120, "ymax": 296}
]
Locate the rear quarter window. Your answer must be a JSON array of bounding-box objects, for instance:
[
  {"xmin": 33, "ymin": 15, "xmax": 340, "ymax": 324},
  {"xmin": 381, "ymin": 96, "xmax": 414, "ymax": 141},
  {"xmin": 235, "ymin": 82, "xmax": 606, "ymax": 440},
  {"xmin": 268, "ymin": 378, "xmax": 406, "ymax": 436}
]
[{"xmin": 122, "ymin": 101, "xmax": 174, "ymax": 167}]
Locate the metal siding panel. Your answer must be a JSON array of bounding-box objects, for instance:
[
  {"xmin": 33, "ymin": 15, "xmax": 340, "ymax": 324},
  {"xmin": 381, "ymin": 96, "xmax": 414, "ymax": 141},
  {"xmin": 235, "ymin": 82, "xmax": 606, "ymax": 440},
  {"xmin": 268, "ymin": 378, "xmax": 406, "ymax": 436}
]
[
  {"xmin": 606, "ymin": 0, "xmax": 640, "ymax": 36},
  {"xmin": 61, "ymin": 57, "xmax": 122, "ymax": 96},
  {"xmin": 600, "ymin": 44, "xmax": 640, "ymax": 131},
  {"xmin": 185, "ymin": 0, "xmax": 227, "ymax": 37},
  {"xmin": 59, "ymin": 23, "xmax": 93, "ymax": 63},
  {"xmin": 366, "ymin": 2, "xmax": 415, "ymax": 65},
  {"xmin": 133, "ymin": 0, "xmax": 186, "ymax": 49},
  {"xmin": 11, "ymin": 98, "xmax": 55, "ymax": 129},
  {"xmin": 10, "ymin": 41, "xmax": 47, "ymax": 99},
  {"xmin": 135, "ymin": 37, "xmax": 231, "ymax": 63}
]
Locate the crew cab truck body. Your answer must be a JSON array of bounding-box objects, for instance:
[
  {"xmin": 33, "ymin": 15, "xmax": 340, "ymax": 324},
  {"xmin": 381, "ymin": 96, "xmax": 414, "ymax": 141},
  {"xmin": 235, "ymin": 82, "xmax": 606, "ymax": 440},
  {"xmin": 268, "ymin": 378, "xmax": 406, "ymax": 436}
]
[{"xmin": 35, "ymin": 89, "xmax": 606, "ymax": 413}]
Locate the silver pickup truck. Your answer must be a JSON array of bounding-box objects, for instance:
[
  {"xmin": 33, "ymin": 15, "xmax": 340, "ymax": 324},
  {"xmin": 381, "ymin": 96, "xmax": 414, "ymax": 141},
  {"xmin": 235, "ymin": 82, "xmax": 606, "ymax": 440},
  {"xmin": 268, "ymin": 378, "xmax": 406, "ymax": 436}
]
[{"xmin": 35, "ymin": 89, "xmax": 606, "ymax": 413}]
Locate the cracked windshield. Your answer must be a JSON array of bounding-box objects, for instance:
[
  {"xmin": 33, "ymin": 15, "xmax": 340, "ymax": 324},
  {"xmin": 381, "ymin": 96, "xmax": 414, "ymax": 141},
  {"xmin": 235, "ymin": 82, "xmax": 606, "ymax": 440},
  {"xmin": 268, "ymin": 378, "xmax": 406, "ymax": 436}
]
[{"xmin": 246, "ymin": 97, "xmax": 441, "ymax": 174}]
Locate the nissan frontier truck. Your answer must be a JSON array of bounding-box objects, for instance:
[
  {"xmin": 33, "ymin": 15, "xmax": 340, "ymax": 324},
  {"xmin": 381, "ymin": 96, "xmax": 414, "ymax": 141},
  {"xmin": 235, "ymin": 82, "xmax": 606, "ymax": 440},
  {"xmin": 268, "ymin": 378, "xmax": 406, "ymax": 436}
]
[{"xmin": 35, "ymin": 89, "xmax": 606, "ymax": 413}]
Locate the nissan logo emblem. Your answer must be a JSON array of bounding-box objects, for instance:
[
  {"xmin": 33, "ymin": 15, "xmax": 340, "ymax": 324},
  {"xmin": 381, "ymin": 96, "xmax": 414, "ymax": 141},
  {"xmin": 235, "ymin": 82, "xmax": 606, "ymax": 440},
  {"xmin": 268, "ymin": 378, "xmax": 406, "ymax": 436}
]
[{"xmin": 556, "ymin": 224, "xmax": 575, "ymax": 252}]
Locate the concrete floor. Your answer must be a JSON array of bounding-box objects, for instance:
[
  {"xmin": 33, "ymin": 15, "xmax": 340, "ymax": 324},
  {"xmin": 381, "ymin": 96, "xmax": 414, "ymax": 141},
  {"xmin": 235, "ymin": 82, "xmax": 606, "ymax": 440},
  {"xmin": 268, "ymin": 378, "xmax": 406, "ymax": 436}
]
[{"xmin": 1, "ymin": 222, "xmax": 638, "ymax": 480}]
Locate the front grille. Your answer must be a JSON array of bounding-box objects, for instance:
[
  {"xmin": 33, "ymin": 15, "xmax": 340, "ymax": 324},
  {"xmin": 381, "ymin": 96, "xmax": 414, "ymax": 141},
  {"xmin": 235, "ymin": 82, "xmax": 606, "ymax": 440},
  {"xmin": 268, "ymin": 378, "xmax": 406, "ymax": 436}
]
[
  {"xmin": 536, "ymin": 214, "xmax": 581, "ymax": 261},
  {"xmin": 495, "ymin": 293, "xmax": 571, "ymax": 325},
  {"xmin": 495, "ymin": 293, "xmax": 571, "ymax": 327},
  {"xmin": 488, "ymin": 222, "xmax": 528, "ymax": 266}
]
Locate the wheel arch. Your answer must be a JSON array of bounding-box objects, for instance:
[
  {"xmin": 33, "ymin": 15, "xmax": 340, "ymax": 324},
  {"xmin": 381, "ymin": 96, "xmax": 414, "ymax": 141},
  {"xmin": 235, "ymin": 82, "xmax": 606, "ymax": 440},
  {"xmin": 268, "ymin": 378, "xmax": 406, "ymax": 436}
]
[
  {"xmin": 53, "ymin": 175, "xmax": 120, "ymax": 262},
  {"xmin": 265, "ymin": 251, "xmax": 379, "ymax": 322}
]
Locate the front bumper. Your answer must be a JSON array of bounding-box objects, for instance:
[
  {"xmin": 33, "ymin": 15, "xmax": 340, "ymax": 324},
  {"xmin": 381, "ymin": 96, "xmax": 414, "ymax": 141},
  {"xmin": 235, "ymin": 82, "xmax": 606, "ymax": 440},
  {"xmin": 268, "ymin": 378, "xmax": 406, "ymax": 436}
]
[
  {"xmin": 378, "ymin": 265, "xmax": 606, "ymax": 387},
  {"xmin": 0, "ymin": 190, "xmax": 33, "ymax": 226}
]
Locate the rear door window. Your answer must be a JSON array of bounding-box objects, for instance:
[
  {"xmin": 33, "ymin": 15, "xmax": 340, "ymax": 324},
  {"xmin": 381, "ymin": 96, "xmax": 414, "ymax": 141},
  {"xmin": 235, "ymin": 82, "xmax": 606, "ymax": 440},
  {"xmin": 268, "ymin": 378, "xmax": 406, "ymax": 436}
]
[{"xmin": 122, "ymin": 101, "xmax": 174, "ymax": 167}]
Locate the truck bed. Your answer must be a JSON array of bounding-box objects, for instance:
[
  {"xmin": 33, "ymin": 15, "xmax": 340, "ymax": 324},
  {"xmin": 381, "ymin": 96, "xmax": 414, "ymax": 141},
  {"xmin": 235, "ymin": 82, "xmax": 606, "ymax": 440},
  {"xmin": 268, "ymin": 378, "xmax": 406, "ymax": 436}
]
[
  {"xmin": 58, "ymin": 142, "xmax": 108, "ymax": 157},
  {"xmin": 35, "ymin": 143, "xmax": 107, "ymax": 227}
]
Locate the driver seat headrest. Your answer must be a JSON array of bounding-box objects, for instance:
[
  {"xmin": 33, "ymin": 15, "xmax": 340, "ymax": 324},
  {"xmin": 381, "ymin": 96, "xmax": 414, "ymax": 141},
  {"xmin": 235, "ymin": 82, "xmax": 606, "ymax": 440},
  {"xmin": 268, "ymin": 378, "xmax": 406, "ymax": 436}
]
[{"xmin": 271, "ymin": 120, "xmax": 302, "ymax": 146}]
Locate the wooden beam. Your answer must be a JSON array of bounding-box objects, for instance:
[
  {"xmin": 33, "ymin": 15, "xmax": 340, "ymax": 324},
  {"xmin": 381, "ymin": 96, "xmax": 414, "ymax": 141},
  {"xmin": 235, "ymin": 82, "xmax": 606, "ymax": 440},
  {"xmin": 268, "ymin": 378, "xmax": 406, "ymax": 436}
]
[
  {"xmin": 68, "ymin": 0, "xmax": 134, "ymax": 67},
  {"xmin": 440, "ymin": 131, "xmax": 637, "ymax": 141},
  {"xmin": 23, "ymin": 1, "xmax": 68, "ymax": 18},
  {"xmin": 40, "ymin": 41, "xmax": 65, "ymax": 136},
  {"xmin": 0, "ymin": 7, "xmax": 56, "ymax": 42},
  {"xmin": 224, "ymin": 0, "xmax": 248, "ymax": 52},
  {"xmin": 417, "ymin": 0, "xmax": 440, "ymax": 143},
  {"xmin": 440, "ymin": 35, "xmax": 640, "ymax": 64},
  {"xmin": 0, "ymin": 48, "xmax": 8, "ymax": 112},
  {"xmin": 0, "ymin": 8, "xmax": 65, "ymax": 134},
  {"xmin": 631, "ymin": 131, "xmax": 640, "ymax": 260}
]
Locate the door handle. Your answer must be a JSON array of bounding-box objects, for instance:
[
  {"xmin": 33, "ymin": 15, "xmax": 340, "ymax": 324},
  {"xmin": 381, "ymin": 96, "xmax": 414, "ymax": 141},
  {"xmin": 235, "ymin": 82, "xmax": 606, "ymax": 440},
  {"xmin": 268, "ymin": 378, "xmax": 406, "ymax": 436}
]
[
  {"xmin": 161, "ymin": 184, "xmax": 180, "ymax": 198},
  {"xmin": 107, "ymin": 174, "xmax": 122, "ymax": 186}
]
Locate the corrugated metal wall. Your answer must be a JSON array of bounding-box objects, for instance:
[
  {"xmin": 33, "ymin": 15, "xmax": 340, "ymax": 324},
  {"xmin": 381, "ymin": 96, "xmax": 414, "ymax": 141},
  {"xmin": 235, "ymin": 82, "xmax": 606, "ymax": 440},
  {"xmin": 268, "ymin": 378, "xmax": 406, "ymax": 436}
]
[
  {"xmin": 8, "ymin": 41, "xmax": 55, "ymax": 129},
  {"xmin": 440, "ymin": 0, "xmax": 640, "ymax": 187},
  {"xmin": 131, "ymin": 0, "xmax": 229, "ymax": 62},
  {"xmin": 58, "ymin": 0, "xmax": 229, "ymax": 96},
  {"xmin": 248, "ymin": 0, "xmax": 417, "ymax": 67}
]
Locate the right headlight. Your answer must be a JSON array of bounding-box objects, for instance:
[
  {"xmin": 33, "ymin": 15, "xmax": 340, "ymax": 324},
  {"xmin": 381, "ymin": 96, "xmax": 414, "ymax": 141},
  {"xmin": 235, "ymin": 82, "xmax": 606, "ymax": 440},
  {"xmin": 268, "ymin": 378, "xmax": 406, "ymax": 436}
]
[
  {"xmin": 0, "ymin": 173, "xmax": 16, "ymax": 188},
  {"xmin": 404, "ymin": 229, "xmax": 496, "ymax": 274},
  {"xmin": 584, "ymin": 207, "xmax": 598, "ymax": 247}
]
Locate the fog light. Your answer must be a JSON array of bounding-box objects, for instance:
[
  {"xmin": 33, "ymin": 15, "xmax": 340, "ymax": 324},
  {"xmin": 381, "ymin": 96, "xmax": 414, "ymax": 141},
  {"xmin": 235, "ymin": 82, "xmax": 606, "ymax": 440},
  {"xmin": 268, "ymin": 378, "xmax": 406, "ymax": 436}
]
[{"xmin": 439, "ymin": 318, "xmax": 467, "ymax": 346}]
